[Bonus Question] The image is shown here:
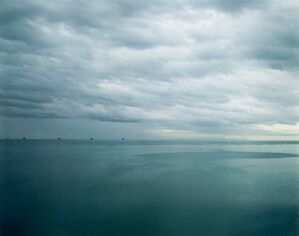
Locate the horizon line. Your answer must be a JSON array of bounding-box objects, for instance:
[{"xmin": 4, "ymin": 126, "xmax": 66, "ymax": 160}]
[{"xmin": 1, "ymin": 138, "xmax": 299, "ymax": 143}]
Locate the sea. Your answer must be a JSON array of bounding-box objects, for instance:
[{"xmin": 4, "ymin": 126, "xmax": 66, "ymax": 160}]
[{"xmin": 1, "ymin": 140, "xmax": 299, "ymax": 236}]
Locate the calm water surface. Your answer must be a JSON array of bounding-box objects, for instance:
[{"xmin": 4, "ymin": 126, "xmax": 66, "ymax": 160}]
[{"xmin": 1, "ymin": 140, "xmax": 299, "ymax": 235}]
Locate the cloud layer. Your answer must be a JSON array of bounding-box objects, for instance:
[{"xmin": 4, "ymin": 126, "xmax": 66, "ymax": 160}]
[{"xmin": 1, "ymin": 0, "xmax": 299, "ymax": 139}]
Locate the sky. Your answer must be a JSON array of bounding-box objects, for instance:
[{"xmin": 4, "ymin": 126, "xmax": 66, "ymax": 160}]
[{"xmin": 0, "ymin": 0, "xmax": 299, "ymax": 140}]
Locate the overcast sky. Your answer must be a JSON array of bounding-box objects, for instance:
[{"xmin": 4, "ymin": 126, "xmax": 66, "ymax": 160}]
[{"xmin": 0, "ymin": 0, "xmax": 299, "ymax": 140}]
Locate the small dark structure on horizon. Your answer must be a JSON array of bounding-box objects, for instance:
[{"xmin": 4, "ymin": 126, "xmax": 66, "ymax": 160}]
[
  {"xmin": 122, "ymin": 138, "xmax": 125, "ymax": 141},
  {"xmin": 58, "ymin": 138, "xmax": 61, "ymax": 140},
  {"xmin": 22, "ymin": 137, "xmax": 26, "ymax": 140},
  {"xmin": 90, "ymin": 138, "xmax": 94, "ymax": 140}
]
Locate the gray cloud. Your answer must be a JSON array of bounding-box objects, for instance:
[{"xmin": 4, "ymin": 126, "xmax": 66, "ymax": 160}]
[{"xmin": 0, "ymin": 0, "xmax": 298, "ymax": 139}]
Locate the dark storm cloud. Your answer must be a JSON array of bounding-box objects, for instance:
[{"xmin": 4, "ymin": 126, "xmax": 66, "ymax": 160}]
[
  {"xmin": 0, "ymin": 0, "xmax": 298, "ymax": 139},
  {"xmin": 237, "ymin": 7, "xmax": 299, "ymax": 69}
]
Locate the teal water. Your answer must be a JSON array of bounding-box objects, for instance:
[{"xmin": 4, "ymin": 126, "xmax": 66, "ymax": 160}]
[{"xmin": 1, "ymin": 140, "xmax": 299, "ymax": 235}]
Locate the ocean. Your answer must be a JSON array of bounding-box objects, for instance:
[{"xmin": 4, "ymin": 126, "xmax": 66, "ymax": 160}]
[{"xmin": 1, "ymin": 140, "xmax": 299, "ymax": 235}]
